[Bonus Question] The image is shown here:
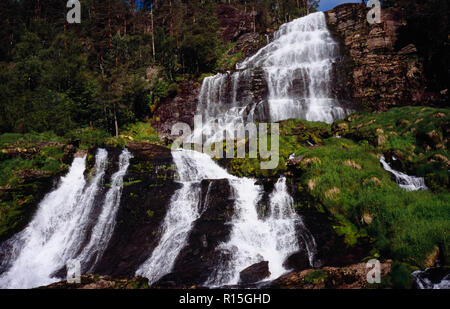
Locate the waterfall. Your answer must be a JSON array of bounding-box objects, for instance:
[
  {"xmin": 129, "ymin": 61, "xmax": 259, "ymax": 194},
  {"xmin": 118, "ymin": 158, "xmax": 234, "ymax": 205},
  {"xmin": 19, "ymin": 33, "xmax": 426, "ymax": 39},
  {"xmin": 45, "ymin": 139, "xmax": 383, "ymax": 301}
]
[
  {"xmin": 137, "ymin": 151, "xmax": 316, "ymax": 286},
  {"xmin": 75, "ymin": 149, "xmax": 132, "ymax": 272},
  {"xmin": 137, "ymin": 13, "xmax": 335, "ymax": 286},
  {"xmin": 196, "ymin": 12, "xmax": 346, "ymax": 143},
  {"xmin": 135, "ymin": 149, "xmax": 231, "ymax": 284},
  {"xmin": 0, "ymin": 153, "xmax": 92, "ymax": 289},
  {"xmin": 0, "ymin": 148, "xmax": 132, "ymax": 289},
  {"xmin": 380, "ymin": 155, "xmax": 428, "ymax": 191},
  {"xmin": 412, "ymin": 268, "xmax": 450, "ymax": 289},
  {"xmin": 207, "ymin": 177, "xmax": 316, "ymax": 286}
]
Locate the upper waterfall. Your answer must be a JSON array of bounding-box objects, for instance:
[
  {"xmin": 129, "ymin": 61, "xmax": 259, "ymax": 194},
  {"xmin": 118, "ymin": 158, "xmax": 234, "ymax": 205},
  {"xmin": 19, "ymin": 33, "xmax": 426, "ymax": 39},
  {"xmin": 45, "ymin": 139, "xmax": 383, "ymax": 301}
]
[{"xmin": 197, "ymin": 12, "xmax": 347, "ymax": 142}]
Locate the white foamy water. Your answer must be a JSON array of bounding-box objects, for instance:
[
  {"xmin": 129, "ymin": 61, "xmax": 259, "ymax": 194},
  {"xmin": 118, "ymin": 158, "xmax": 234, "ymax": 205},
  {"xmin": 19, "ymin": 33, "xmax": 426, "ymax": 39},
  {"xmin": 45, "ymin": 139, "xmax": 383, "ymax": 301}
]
[
  {"xmin": 413, "ymin": 269, "xmax": 450, "ymax": 289},
  {"xmin": 207, "ymin": 176, "xmax": 315, "ymax": 286},
  {"xmin": 137, "ymin": 12, "xmax": 341, "ymax": 287},
  {"xmin": 0, "ymin": 149, "xmax": 107, "ymax": 289},
  {"xmin": 380, "ymin": 155, "xmax": 428, "ymax": 191},
  {"xmin": 75, "ymin": 149, "xmax": 132, "ymax": 272},
  {"xmin": 137, "ymin": 151, "xmax": 316, "ymax": 287},
  {"xmin": 0, "ymin": 148, "xmax": 132, "ymax": 289},
  {"xmin": 135, "ymin": 149, "xmax": 231, "ymax": 284}
]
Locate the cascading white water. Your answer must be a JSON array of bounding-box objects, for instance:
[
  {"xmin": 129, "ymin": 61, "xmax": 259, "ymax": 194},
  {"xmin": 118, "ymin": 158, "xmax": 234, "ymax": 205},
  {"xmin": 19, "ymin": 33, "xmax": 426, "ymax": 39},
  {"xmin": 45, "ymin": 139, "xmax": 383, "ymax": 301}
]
[
  {"xmin": 197, "ymin": 12, "xmax": 346, "ymax": 143},
  {"xmin": 0, "ymin": 149, "xmax": 108, "ymax": 289},
  {"xmin": 136, "ymin": 151, "xmax": 316, "ymax": 286},
  {"xmin": 135, "ymin": 149, "xmax": 231, "ymax": 284},
  {"xmin": 380, "ymin": 155, "xmax": 428, "ymax": 191},
  {"xmin": 0, "ymin": 148, "xmax": 133, "ymax": 289},
  {"xmin": 75, "ymin": 149, "xmax": 132, "ymax": 272},
  {"xmin": 137, "ymin": 13, "xmax": 336, "ymax": 286},
  {"xmin": 207, "ymin": 177, "xmax": 316, "ymax": 286},
  {"xmin": 242, "ymin": 12, "xmax": 346, "ymax": 123}
]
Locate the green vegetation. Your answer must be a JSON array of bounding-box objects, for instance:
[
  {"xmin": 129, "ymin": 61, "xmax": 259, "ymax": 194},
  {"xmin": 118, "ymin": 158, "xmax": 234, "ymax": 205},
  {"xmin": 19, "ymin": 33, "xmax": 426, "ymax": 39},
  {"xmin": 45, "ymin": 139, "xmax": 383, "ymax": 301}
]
[
  {"xmin": 304, "ymin": 270, "xmax": 325, "ymax": 285},
  {"xmin": 0, "ymin": 133, "xmax": 70, "ymax": 241},
  {"xmin": 222, "ymin": 107, "xmax": 449, "ymax": 270},
  {"xmin": 387, "ymin": 262, "xmax": 415, "ymax": 289},
  {"xmin": 292, "ymin": 137, "xmax": 448, "ymax": 267},
  {"xmin": 215, "ymin": 42, "xmax": 245, "ymax": 71},
  {"xmin": 339, "ymin": 106, "xmax": 449, "ymax": 192},
  {"xmin": 0, "ymin": 0, "xmax": 313, "ymax": 140},
  {"xmin": 224, "ymin": 119, "xmax": 331, "ymax": 178}
]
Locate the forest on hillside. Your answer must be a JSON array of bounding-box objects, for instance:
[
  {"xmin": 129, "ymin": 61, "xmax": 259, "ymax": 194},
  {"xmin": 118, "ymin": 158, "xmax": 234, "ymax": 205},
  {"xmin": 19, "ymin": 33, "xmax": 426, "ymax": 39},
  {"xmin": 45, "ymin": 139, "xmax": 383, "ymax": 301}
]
[{"xmin": 0, "ymin": 0, "xmax": 447, "ymax": 139}]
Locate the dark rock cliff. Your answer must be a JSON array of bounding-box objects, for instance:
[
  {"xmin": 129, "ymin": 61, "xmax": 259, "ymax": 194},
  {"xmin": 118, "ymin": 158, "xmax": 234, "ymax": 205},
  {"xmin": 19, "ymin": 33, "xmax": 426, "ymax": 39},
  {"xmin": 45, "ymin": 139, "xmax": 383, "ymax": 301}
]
[
  {"xmin": 327, "ymin": 3, "xmax": 427, "ymax": 111},
  {"xmin": 93, "ymin": 143, "xmax": 180, "ymax": 277}
]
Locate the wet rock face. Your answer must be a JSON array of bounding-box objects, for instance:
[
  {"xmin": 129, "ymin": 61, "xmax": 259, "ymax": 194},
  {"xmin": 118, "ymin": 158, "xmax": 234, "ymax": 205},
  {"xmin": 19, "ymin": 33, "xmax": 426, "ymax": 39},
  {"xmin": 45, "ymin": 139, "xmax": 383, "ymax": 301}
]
[
  {"xmin": 239, "ymin": 261, "xmax": 271, "ymax": 284},
  {"xmin": 154, "ymin": 179, "xmax": 235, "ymax": 287},
  {"xmin": 326, "ymin": 3, "xmax": 427, "ymax": 110},
  {"xmin": 93, "ymin": 143, "xmax": 180, "ymax": 277}
]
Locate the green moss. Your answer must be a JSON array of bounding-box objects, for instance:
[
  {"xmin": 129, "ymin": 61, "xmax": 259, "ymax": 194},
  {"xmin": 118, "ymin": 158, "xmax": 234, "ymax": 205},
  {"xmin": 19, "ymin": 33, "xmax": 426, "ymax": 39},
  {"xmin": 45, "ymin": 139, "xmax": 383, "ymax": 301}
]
[
  {"xmin": 304, "ymin": 270, "xmax": 326, "ymax": 285},
  {"xmin": 215, "ymin": 42, "xmax": 245, "ymax": 71},
  {"xmin": 0, "ymin": 135, "xmax": 69, "ymax": 240},
  {"xmin": 342, "ymin": 106, "xmax": 449, "ymax": 191},
  {"xmin": 292, "ymin": 137, "xmax": 449, "ymax": 266},
  {"xmin": 223, "ymin": 119, "xmax": 331, "ymax": 178},
  {"xmin": 146, "ymin": 210, "xmax": 154, "ymax": 218},
  {"xmin": 123, "ymin": 179, "xmax": 142, "ymax": 187}
]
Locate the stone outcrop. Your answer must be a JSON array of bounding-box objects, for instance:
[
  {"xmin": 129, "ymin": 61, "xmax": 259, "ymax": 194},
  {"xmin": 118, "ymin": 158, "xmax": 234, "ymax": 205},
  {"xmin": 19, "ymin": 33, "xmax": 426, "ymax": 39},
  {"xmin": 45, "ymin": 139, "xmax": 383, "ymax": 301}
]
[
  {"xmin": 91, "ymin": 143, "xmax": 180, "ymax": 277},
  {"xmin": 153, "ymin": 80, "xmax": 200, "ymax": 142},
  {"xmin": 285, "ymin": 177, "xmax": 371, "ymax": 267},
  {"xmin": 269, "ymin": 262, "xmax": 391, "ymax": 289},
  {"xmin": 217, "ymin": 4, "xmax": 253, "ymax": 42},
  {"xmin": 39, "ymin": 275, "xmax": 150, "ymax": 289},
  {"xmin": 239, "ymin": 261, "xmax": 271, "ymax": 284},
  {"xmin": 327, "ymin": 3, "xmax": 427, "ymax": 110}
]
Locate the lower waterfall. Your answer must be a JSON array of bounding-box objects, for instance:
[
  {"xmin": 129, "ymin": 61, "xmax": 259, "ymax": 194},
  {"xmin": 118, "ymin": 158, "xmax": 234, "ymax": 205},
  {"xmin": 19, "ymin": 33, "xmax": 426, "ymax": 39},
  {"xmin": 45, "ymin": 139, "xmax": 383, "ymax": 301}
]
[
  {"xmin": 135, "ymin": 149, "xmax": 232, "ymax": 284},
  {"xmin": 380, "ymin": 155, "xmax": 428, "ymax": 191},
  {"xmin": 0, "ymin": 148, "xmax": 131, "ymax": 289},
  {"xmin": 136, "ymin": 150, "xmax": 317, "ymax": 286},
  {"xmin": 207, "ymin": 176, "xmax": 316, "ymax": 286}
]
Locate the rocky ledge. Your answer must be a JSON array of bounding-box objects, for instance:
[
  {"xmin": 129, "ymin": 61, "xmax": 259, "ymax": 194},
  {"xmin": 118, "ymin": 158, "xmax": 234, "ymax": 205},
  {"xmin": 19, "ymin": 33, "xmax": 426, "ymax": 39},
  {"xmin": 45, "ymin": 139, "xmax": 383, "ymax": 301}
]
[
  {"xmin": 269, "ymin": 262, "xmax": 392, "ymax": 289},
  {"xmin": 327, "ymin": 3, "xmax": 427, "ymax": 110},
  {"xmin": 39, "ymin": 275, "xmax": 150, "ymax": 289}
]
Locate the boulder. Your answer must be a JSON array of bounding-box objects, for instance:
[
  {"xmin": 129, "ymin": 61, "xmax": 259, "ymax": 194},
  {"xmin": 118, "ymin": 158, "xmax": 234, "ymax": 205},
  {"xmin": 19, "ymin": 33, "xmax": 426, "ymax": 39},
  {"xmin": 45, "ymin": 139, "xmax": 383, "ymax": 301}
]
[
  {"xmin": 284, "ymin": 251, "xmax": 311, "ymax": 272},
  {"xmin": 239, "ymin": 261, "xmax": 271, "ymax": 284},
  {"xmin": 269, "ymin": 263, "xmax": 391, "ymax": 289}
]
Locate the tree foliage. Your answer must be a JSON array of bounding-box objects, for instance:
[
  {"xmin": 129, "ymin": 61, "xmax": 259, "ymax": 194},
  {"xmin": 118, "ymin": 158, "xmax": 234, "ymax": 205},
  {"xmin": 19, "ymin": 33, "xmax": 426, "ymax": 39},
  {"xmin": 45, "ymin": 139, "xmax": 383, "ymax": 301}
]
[{"xmin": 0, "ymin": 0, "xmax": 313, "ymax": 137}]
